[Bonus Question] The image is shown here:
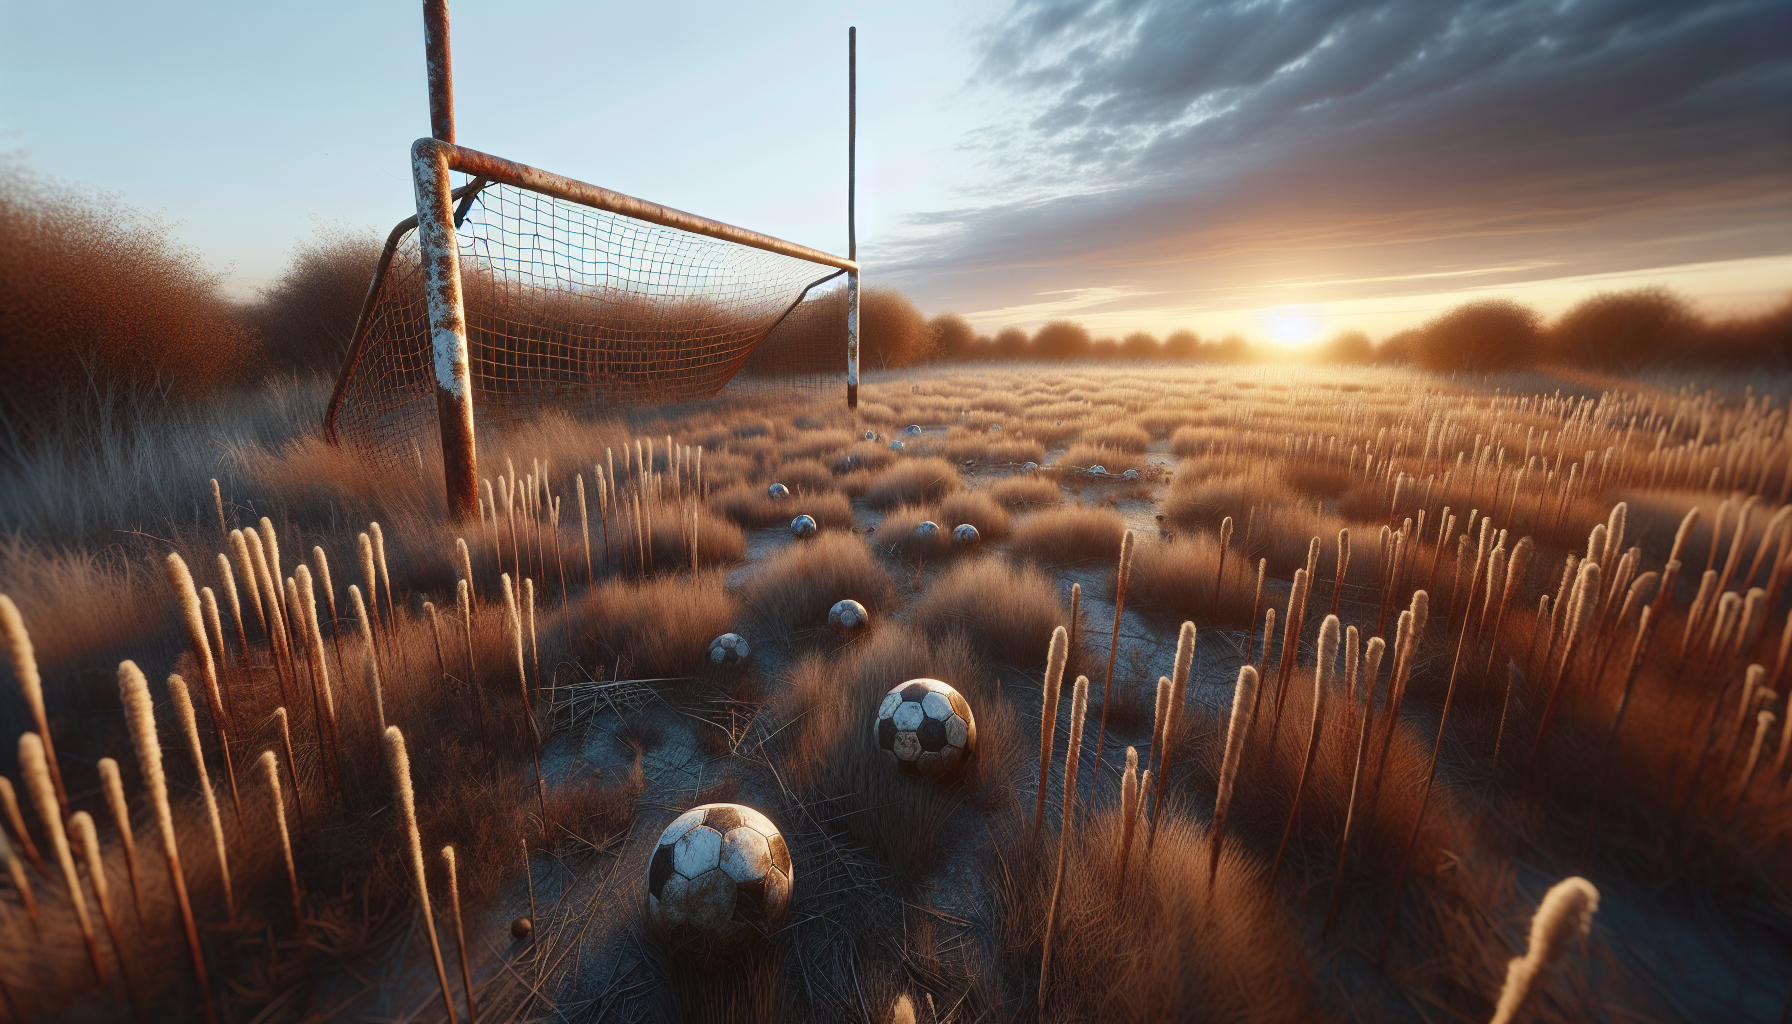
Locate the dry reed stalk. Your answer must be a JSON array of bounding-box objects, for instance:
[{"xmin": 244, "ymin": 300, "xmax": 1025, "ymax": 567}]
[
  {"xmin": 385, "ymin": 727, "xmax": 458, "ymax": 1023},
  {"xmin": 120, "ymin": 663, "xmax": 216, "ymax": 1024},
  {"xmin": 1706, "ymin": 499, "xmax": 1731, "ymax": 574},
  {"xmin": 483, "ymin": 477, "xmax": 502, "ymax": 573},
  {"xmin": 426, "ymin": 601, "xmax": 448, "ymax": 686},
  {"xmin": 632, "ymin": 491, "xmax": 646, "ymax": 579},
  {"xmin": 1147, "ymin": 621, "xmax": 1196, "ymax": 849},
  {"xmin": 1579, "ymin": 607, "xmax": 1657, "ymax": 855},
  {"xmin": 166, "ymin": 677, "xmax": 234, "ymax": 920},
  {"xmin": 1489, "ymin": 877, "xmax": 1599, "ymax": 1024},
  {"xmin": 200, "ymin": 587, "xmax": 237, "ymax": 732},
  {"xmin": 2, "ymin": 595, "xmax": 69, "ymax": 822},
  {"xmin": 1, "ymin": 776, "xmax": 46, "ymax": 879},
  {"xmin": 1148, "ymin": 676, "xmax": 1170, "ymax": 790},
  {"xmin": 229, "ymin": 530, "xmax": 267, "ymax": 640},
  {"xmin": 313, "ymin": 546, "xmax": 346, "ymax": 684},
  {"xmin": 1743, "ymin": 505, "xmax": 1792, "ymax": 589},
  {"xmin": 1270, "ymin": 615, "xmax": 1339, "ymax": 881},
  {"xmin": 245, "ymin": 528, "xmax": 294, "ymax": 706},
  {"xmin": 1115, "ymin": 747, "xmax": 1140, "ymax": 898},
  {"xmin": 1531, "ymin": 561, "xmax": 1601, "ymax": 765},
  {"xmin": 1215, "ymin": 516, "xmax": 1233, "ymax": 601},
  {"xmin": 599, "ymin": 461, "xmax": 612, "ymax": 571},
  {"xmin": 372, "ymin": 522, "xmax": 401, "ymax": 647},
  {"xmin": 1365, "ymin": 595, "xmax": 1426, "ymax": 819},
  {"xmin": 576, "ymin": 474, "xmax": 593, "ymax": 586},
  {"xmin": 70, "ymin": 810, "xmax": 139, "ymax": 1008},
  {"xmin": 525, "ymin": 578, "xmax": 540, "ymax": 692},
  {"xmin": 96, "ymin": 758, "xmax": 144, "ymax": 928},
  {"xmin": 259, "ymin": 517, "xmax": 283, "ymax": 590},
  {"xmin": 1269, "ymin": 568, "xmax": 1311, "ymax": 742},
  {"xmin": 1330, "ymin": 528, "xmax": 1351, "ymax": 616},
  {"xmin": 1344, "ymin": 624, "xmax": 1361, "ymax": 714},
  {"xmin": 1068, "ymin": 582, "xmax": 1080, "ymax": 652},
  {"xmin": 296, "ymin": 568, "xmax": 343, "ymax": 790},
  {"xmin": 443, "ymin": 846, "xmax": 477, "ymax": 1022},
  {"xmin": 1473, "ymin": 539, "xmax": 1508, "ymax": 654},
  {"xmin": 503, "ymin": 575, "xmax": 549, "ymax": 830},
  {"xmin": 457, "ymin": 580, "xmax": 493, "ymax": 771},
  {"xmin": 549, "ymin": 497, "xmax": 573, "ymax": 659},
  {"xmin": 1590, "ymin": 570, "xmax": 1659, "ymax": 691},
  {"xmin": 1038, "ymin": 673, "xmax": 1089, "ymax": 1012},
  {"xmin": 255, "ymin": 751, "xmax": 305, "ymax": 948},
  {"xmin": 455, "ymin": 538, "xmax": 475, "ymax": 606},
  {"xmin": 1484, "ymin": 538, "xmax": 1536, "ymax": 677},
  {"xmin": 21, "ymin": 733, "xmax": 105, "ymax": 981},
  {"xmin": 165, "ymin": 554, "xmax": 243, "ymax": 824},
  {"xmin": 1247, "ymin": 557, "xmax": 1267, "ymax": 653},
  {"xmin": 1089, "ymin": 530, "xmax": 1136, "ymax": 798},
  {"xmin": 1208, "ymin": 664, "xmax": 1259, "ymax": 892},
  {"xmin": 1255, "ymin": 607, "xmax": 1277, "ymax": 701},
  {"xmin": 890, "ymin": 993, "xmax": 916, "ymax": 1024},
  {"xmin": 349, "ymin": 585, "xmax": 385, "ymax": 736},
  {"xmin": 216, "ymin": 554, "xmax": 258, "ymax": 709},
  {"xmin": 211, "ymin": 478, "xmax": 227, "ymax": 539},
  {"xmin": 523, "ymin": 834, "xmax": 537, "ymax": 931},
  {"xmin": 272, "ymin": 707, "xmax": 307, "ymax": 832},
  {"xmin": 1033, "ymin": 626, "xmax": 1069, "ymax": 838},
  {"xmin": 1716, "ymin": 498, "xmax": 1757, "ymax": 598},
  {"xmin": 1322, "ymin": 634, "xmax": 1387, "ymax": 935},
  {"xmin": 357, "ymin": 532, "xmax": 385, "ymax": 670},
  {"xmin": 0, "ymin": 818, "xmax": 36, "ymax": 927},
  {"xmin": 1724, "ymin": 664, "xmax": 1768, "ymax": 763}
]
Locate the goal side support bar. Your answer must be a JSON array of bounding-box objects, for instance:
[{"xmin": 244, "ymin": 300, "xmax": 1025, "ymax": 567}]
[{"xmin": 410, "ymin": 137, "xmax": 861, "ymax": 518}]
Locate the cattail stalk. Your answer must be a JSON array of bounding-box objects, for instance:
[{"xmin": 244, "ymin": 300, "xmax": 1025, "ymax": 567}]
[
  {"xmin": 22, "ymin": 733, "xmax": 104, "ymax": 981},
  {"xmin": 1531, "ymin": 562, "xmax": 1602, "ymax": 762},
  {"xmin": 200, "ymin": 587, "xmax": 237, "ymax": 732},
  {"xmin": 1489, "ymin": 877, "xmax": 1600, "ymax": 1024},
  {"xmin": 97, "ymin": 758, "xmax": 145, "ymax": 928},
  {"xmin": 455, "ymin": 538, "xmax": 475, "ymax": 608},
  {"xmin": 314, "ymin": 546, "xmax": 346, "ymax": 685},
  {"xmin": 427, "ymin": 601, "xmax": 448, "ymax": 685},
  {"xmin": 576, "ymin": 474, "xmax": 593, "ymax": 586},
  {"xmin": 216, "ymin": 554, "xmax": 258, "ymax": 710},
  {"xmin": 211, "ymin": 478, "xmax": 227, "ymax": 539},
  {"xmin": 350, "ymin": 585, "xmax": 385, "ymax": 736},
  {"xmin": 1038, "ymin": 674, "xmax": 1089, "ymax": 1012},
  {"xmin": 245, "ymin": 529, "xmax": 294, "ymax": 707},
  {"xmin": 257, "ymin": 751, "xmax": 307, "ymax": 952},
  {"xmin": 1271, "ymin": 615, "xmax": 1338, "ymax": 880},
  {"xmin": 229, "ymin": 530, "xmax": 266, "ymax": 640},
  {"xmin": 1207, "ymin": 665, "xmax": 1259, "ymax": 891},
  {"xmin": 2, "ymin": 594, "xmax": 68, "ymax": 819},
  {"xmin": 1090, "ymin": 531, "xmax": 1135, "ymax": 798},
  {"xmin": 1484, "ymin": 538, "xmax": 1535, "ymax": 677},
  {"xmin": 0, "ymin": 777, "xmax": 45, "ymax": 878},
  {"xmin": 70, "ymin": 811, "xmax": 140, "ymax": 1008},
  {"xmin": 1068, "ymin": 582, "xmax": 1080, "ymax": 652},
  {"xmin": 1330, "ymin": 528, "xmax": 1351, "ymax": 617},
  {"xmin": 458, "ymin": 580, "xmax": 493, "ymax": 771},
  {"xmin": 1033, "ymin": 626, "xmax": 1068, "ymax": 837},
  {"xmin": 1323, "ymin": 636, "xmax": 1386, "ymax": 935},
  {"xmin": 166, "ymin": 554, "xmax": 242, "ymax": 823},
  {"xmin": 503, "ymin": 575, "xmax": 549, "ymax": 830},
  {"xmin": 386, "ymin": 727, "xmax": 459, "ymax": 1023},
  {"xmin": 1148, "ymin": 621, "xmax": 1196, "ymax": 849},
  {"xmin": 296, "ymin": 568, "xmax": 343, "ymax": 790},
  {"xmin": 0, "ymin": 818, "xmax": 36, "ymax": 927},
  {"xmin": 1269, "ymin": 568, "xmax": 1311, "ymax": 742},
  {"xmin": 119, "ymin": 662, "xmax": 215, "ymax": 1024},
  {"xmin": 1115, "ymin": 747, "xmax": 1140, "ymax": 898},
  {"xmin": 371, "ymin": 522, "xmax": 401, "ymax": 658},
  {"xmin": 274, "ymin": 707, "xmax": 306, "ymax": 831},
  {"xmin": 443, "ymin": 846, "xmax": 478, "ymax": 1022},
  {"xmin": 1248, "ymin": 558, "xmax": 1266, "ymax": 655},
  {"xmin": 1214, "ymin": 516, "xmax": 1233, "ymax": 602},
  {"xmin": 168, "ymin": 677, "xmax": 234, "ymax": 919},
  {"xmin": 525, "ymin": 577, "xmax": 540, "ymax": 693},
  {"xmin": 1580, "ymin": 607, "xmax": 1657, "ymax": 856}
]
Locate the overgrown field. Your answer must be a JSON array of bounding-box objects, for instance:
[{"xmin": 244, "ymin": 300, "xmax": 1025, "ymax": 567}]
[{"xmin": 1, "ymin": 362, "xmax": 1788, "ymax": 1023}]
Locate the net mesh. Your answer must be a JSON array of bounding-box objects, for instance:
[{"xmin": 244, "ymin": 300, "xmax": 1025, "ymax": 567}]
[{"xmin": 327, "ymin": 181, "xmax": 846, "ymax": 467}]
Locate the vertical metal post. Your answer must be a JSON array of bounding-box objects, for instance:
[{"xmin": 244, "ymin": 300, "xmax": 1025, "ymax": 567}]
[
  {"xmin": 418, "ymin": 2, "xmax": 477, "ymax": 518},
  {"xmin": 424, "ymin": 0, "xmax": 455, "ymax": 143},
  {"xmin": 846, "ymin": 26, "xmax": 859, "ymax": 411}
]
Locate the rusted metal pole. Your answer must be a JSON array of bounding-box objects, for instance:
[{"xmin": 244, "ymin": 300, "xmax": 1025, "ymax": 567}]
[
  {"xmin": 423, "ymin": 0, "xmax": 454, "ymax": 143},
  {"xmin": 413, "ymin": 138, "xmax": 480, "ymax": 520},
  {"xmin": 846, "ymin": 26, "xmax": 859, "ymax": 410}
]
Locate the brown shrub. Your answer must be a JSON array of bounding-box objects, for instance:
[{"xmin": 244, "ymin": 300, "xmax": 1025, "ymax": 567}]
[
  {"xmin": 581, "ymin": 572, "xmax": 737, "ymax": 678},
  {"xmin": 934, "ymin": 490, "xmax": 1013, "ymax": 542},
  {"xmin": 1122, "ymin": 535, "xmax": 1260, "ymax": 628},
  {"xmin": 1008, "ymin": 506, "xmax": 1127, "ymax": 564},
  {"xmin": 246, "ymin": 220, "xmax": 384, "ymax": 374},
  {"xmin": 708, "ymin": 484, "xmax": 854, "ymax": 531},
  {"xmin": 878, "ymin": 504, "xmax": 954, "ymax": 559},
  {"xmin": 1060, "ymin": 443, "xmax": 1142, "ymax": 473},
  {"xmin": 1079, "ymin": 423, "xmax": 1150, "ymax": 453},
  {"xmin": 911, "ymin": 558, "xmax": 1064, "ymax": 668},
  {"xmin": 739, "ymin": 532, "xmax": 894, "ymax": 633},
  {"xmin": 768, "ymin": 457, "xmax": 837, "ymax": 494},
  {"xmin": 862, "ymin": 457, "xmax": 962, "ymax": 510},
  {"xmin": 986, "ymin": 475, "xmax": 1062, "ymax": 509}
]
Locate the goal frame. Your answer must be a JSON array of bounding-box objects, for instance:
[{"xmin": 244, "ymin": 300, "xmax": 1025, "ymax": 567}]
[{"xmin": 381, "ymin": 0, "xmax": 860, "ymax": 518}]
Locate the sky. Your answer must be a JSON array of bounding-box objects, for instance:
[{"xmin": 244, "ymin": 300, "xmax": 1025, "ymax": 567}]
[{"xmin": 2, "ymin": 0, "xmax": 1788, "ymax": 347}]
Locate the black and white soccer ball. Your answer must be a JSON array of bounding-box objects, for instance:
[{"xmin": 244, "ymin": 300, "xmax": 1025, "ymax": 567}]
[
  {"xmin": 914, "ymin": 521, "xmax": 940, "ymax": 541},
  {"xmin": 828, "ymin": 599, "xmax": 868, "ymax": 635},
  {"xmin": 647, "ymin": 803, "xmax": 792, "ymax": 948},
  {"xmin": 889, "ymin": 440, "xmax": 904, "ymax": 452},
  {"xmin": 874, "ymin": 679, "xmax": 977, "ymax": 780},
  {"xmin": 708, "ymin": 633, "xmax": 750, "ymax": 666},
  {"xmin": 767, "ymin": 483, "xmax": 790, "ymax": 500},
  {"xmin": 1123, "ymin": 468, "xmax": 1141, "ymax": 481},
  {"xmin": 791, "ymin": 514, "xmax": 817, "ymax": 538},
  {"xmin": 904, "ymin": 424, "xmax": 923, "ymax": 435},
  {"xmin": 1023, "ymin": 461, "xmax": 1038, "ymax": 473},
  {"xmin": 952, "ymin": 524, "xmax": 980, "ymax": 548},
  {"xmin": 864, "ymin": 430, "xmax": 877, "ymax": 441},
  {"xmin": 1089, "ymin": 464, "xmax": 1108, "ymax": 475}
]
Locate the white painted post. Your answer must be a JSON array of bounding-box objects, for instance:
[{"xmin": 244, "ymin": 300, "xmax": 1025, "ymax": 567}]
[{"xmin": 413, "ymin": 139, "xmax": 479, "ymax": 519}]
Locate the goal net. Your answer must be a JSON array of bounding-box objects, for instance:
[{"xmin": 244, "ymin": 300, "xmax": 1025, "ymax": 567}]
[{"xmin": 324, "ymin": 179, "xmax": 848, "ymax": 470}]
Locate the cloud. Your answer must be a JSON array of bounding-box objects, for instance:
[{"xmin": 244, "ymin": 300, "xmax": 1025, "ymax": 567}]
[{"xmin": 880, "ymin": 0, "xmax": 1792, "ymax": 328}]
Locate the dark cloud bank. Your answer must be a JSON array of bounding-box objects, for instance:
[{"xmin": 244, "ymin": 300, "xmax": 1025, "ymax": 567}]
[{"xmin": 882, "ymin": 0, "xmax": 1791, "ymax": 322}]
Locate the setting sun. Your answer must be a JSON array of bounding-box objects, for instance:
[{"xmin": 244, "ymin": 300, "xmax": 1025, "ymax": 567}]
[{"xmin": 1257, "ymin": 304, "xmax": 1327, "ymax": 347}]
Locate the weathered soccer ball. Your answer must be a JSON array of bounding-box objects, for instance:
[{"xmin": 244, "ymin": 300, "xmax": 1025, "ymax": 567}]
[
  {"xmin": 904, "ymin": 424, "xmax": 923, "ymax": 435},
  {"xmin": 874, "ymin": 679, "xmax": 977, "ymax": 780},
  {"xmin": 889, "ymin": 440, "xmax": 905, "ymax": 452},
  {"xmin": 988, "ymin": 423, "xmax": 1002, "ymax": 432},
  {"xmin": 791, "ymin": 514, "xmax": 817, "ymax": 539},
  {"xmin": 828, "ymin": 599, "xmax": 869, "ymax": 635},
  {"xmin": 709, "ymin": 633, "xmax": 750, "ymax": 666},
  {"xmin": 1123, "ymin": 468, "xmax": 1141, "ymax": 481},
  {"xmin": 1023, "ymin": 461, "xmax": 1038, "ymax": 473},
  {"xmin": 914, "ymin": 521, "xmax": 940, "ymax": 542},
  {"xmin": 952, "ymin": 524, "xmax": 980, "ymax": 548},
  {"xmin": 767, "ymin": 483, "xmax": 790, "ymax": 500},
  {"xmin": 1089, "ymin": 464, "xmax": 1108, "ymax": 475},
  {"xmin": 863, "ymin": 430, "xmax": 877, "ymax": 441},
  {"xmin": 647, "ymin": 803, "xmax": 792, "ymax": 948}
]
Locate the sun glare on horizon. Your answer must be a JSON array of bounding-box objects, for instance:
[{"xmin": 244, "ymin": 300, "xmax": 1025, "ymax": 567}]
[{"xmin": 1257, "ymin": 304, "xmax": 1327, "ymax": 348}]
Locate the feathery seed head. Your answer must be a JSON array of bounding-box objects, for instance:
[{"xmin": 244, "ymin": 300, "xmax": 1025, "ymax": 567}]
[{"xmin": 1172, "ymin": 621, "xmax": 1196, "ymax": 691}]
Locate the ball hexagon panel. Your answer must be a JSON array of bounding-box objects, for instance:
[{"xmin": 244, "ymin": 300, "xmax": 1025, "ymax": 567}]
[
  {"xmin": 767, "ymin": 483, "xmax": 790, "ymax": 499},
  {"xmin": 646, "ymin": 803, "xmax": 793, "ymax": 947},
  {"xmin": 791, "ymin": 514, "xmax": 817, "ymax": 538},
  {"xmin": 828, "ymin": 599, "xmax": 869, "ymax": 635},
  {"xmin": 709, "ymin": 632, "xmax": 750, "ymax": 665},
  {"xmin": 952, "ymin": 523, "xmax": 980, "ymax": 547},
  {"xmin": 872, "ymin": 678, "xmax": 976, "ymax": 781}
]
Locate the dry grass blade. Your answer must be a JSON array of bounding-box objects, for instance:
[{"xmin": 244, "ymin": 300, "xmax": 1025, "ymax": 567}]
[
  {"xmin": 1, "ymin": 594, "xmax": 68, "ymax": 819},
  {"xmin": 384, "ymin": 727, "xmax": 458, "ymax": 1023},
  {"xmin": 1039, "ymin": 673, "xmax": 1090, "ymax": 1012},
  {"xmin": 97, "ymin": 757, "xmax": 145, "ymax": 928},
  {"xmin": 1034, "ymin": 626, "xmax": 1068, "ymax": 837},
  {"xmin": 70, "ymin": 810, "xmax": 139, "ymax": 1008},
  {"xmin": 1208, "ymin": 664, "xmax": 1259, "ymax": 891},
  {"xmin": 1490, "ymin": 877, "xmax": 1599, "ymax": 1024},
  {"xmin": 20, "ymin": 732, "xmax": 104, "ymax": 982},
  {"xmin": 167, "ymin": 675, "xmax": 234, "ymax": 919}
]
